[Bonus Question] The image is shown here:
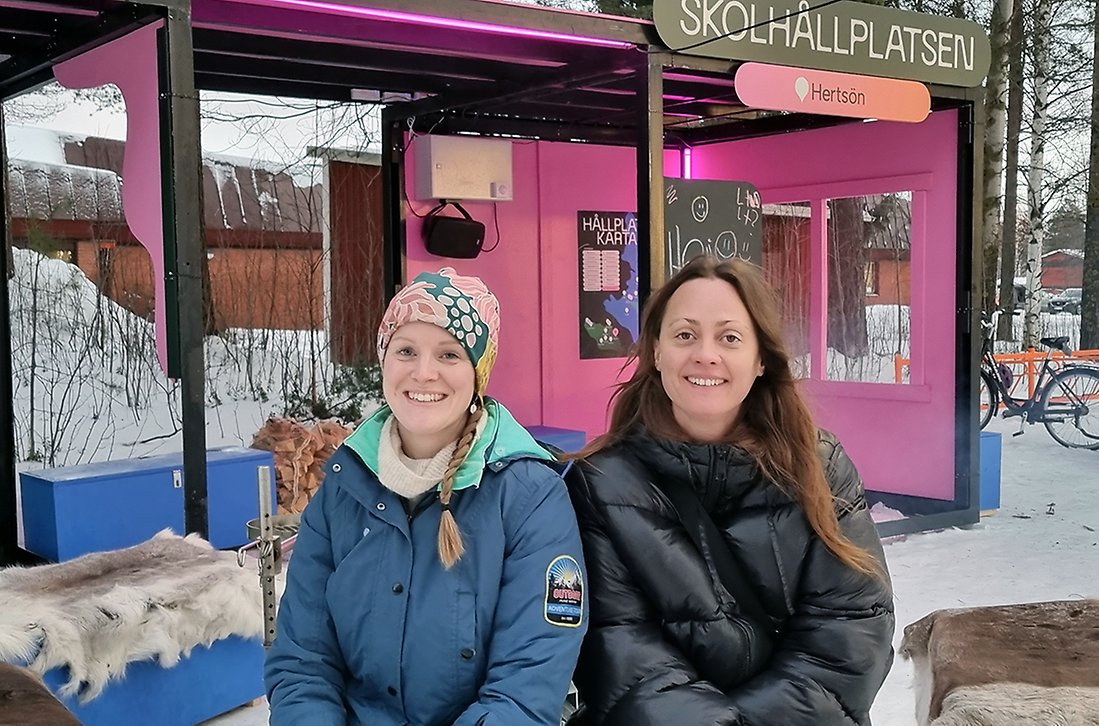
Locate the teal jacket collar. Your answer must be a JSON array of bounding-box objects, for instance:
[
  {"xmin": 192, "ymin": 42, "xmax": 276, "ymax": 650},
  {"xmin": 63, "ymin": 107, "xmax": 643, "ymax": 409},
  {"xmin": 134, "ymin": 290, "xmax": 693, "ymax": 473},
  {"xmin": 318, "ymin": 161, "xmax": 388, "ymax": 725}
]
[{"xmin": 343, "ymin": 398, "xmax": 552, "ymax": 491}]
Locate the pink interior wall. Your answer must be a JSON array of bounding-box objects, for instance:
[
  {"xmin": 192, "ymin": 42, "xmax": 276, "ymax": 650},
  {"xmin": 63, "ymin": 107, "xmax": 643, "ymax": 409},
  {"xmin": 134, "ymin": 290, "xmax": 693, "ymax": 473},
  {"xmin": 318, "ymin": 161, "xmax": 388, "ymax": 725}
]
[
  {"xmin": 404, "ymin": 140, "xmax": 544, "ymax": 426},
  {"xmin": 693, "ymin": 110, "xmax": 960, "ymax": 499},
  {"xmin": 403, "ymin": 115, "xmax": 960, "ymax": 499},
  {"xmin": 404, "ymin": 140, "xmax": 679, "ymax": 437},
  {"xmin": 537, "ymin": 144, "xmax": 684, "ymax": 438}
]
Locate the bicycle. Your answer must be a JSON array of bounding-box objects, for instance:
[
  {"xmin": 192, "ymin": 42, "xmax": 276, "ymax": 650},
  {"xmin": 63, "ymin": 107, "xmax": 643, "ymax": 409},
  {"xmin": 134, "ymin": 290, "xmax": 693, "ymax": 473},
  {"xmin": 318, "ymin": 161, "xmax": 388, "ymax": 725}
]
[{"xmin": 978, "ymin": 318, "xmax": 1099, "ymax": 449}]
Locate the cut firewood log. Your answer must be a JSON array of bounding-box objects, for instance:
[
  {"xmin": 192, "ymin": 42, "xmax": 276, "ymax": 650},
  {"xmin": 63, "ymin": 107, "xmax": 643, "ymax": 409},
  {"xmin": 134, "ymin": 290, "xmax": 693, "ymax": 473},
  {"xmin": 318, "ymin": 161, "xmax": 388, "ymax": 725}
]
[{"xmin": 251, "ymin": 417, "xmax": 353, "ymax": 514}]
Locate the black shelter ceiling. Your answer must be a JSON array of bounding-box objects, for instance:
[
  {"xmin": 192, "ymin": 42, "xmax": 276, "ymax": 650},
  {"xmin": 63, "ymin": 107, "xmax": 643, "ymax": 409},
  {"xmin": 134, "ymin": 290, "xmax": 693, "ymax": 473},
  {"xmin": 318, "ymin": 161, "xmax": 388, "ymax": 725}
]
[{"xmin": 0, "ymin": 0, "xmax": 970, "ymax": 146}]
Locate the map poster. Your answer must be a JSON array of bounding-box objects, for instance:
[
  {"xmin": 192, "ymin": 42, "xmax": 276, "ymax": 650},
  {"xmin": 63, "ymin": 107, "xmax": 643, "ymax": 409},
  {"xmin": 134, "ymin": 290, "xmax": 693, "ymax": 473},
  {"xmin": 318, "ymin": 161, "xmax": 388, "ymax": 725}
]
[{"xmin": 577, "ymin": 211, "xmax": 639, "ymax": 360}]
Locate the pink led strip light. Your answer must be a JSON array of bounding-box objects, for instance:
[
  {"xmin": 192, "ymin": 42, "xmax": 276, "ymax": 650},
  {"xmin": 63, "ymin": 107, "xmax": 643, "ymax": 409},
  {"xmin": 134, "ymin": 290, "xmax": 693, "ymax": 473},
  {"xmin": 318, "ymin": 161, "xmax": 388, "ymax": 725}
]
[{"xmin": 230, "ymin": 0, "xmax": 637, "ymax": 49}]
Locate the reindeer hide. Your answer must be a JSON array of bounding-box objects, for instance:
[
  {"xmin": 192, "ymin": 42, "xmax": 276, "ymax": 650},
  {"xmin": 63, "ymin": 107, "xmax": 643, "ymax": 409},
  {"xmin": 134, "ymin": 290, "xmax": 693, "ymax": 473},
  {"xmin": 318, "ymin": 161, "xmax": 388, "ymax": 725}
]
[
  {"xmin": 902, "ymin": 600, "xmax": 1099, "ymax": 726},
  {"xmin": 0, "ymin": 663, "xmax": 81, "ymax": 726},
  {"xmin": 0, "ymin": 530, "xmax": 262, "ymax": 703},
  {"xmin": 931, "ymin": 683, "xmax": 1099, "ymax": 726}
]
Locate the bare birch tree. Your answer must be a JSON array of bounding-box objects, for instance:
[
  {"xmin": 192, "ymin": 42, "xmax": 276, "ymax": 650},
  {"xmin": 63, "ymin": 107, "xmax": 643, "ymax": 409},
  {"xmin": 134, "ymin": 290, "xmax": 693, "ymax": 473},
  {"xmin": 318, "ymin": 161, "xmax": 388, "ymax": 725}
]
[
  {"xmin": 982, "ymin": 0, "xmax": 1015, "ymax": 313},
  {"xmin": 996, "ymin": 0, "xmax": 1025, "ymax": 339},
  {"xmin": 1023, "ymin": 0, "xmax": 1052, "ymax": 349},
  {"xmin": 1081, "ymin": 2, "xmax": 1099, "ymax": 349}
]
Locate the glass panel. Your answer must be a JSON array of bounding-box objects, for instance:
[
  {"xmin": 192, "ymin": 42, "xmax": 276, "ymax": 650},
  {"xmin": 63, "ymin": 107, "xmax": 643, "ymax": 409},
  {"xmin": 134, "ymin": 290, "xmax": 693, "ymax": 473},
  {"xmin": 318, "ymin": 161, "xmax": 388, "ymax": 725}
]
[
  {"xmin": 825, "ymin": 191, "xmax": 912, "ymax": 384},
  {"xmin": 761, "ymin": 202, "xmax": 811, "ymax": 380}
]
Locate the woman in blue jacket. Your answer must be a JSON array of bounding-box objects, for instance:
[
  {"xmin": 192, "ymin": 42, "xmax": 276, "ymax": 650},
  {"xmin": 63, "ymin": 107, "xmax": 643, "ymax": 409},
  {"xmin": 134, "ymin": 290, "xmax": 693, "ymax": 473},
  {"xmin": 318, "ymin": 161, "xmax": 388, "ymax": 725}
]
[{"xmin": 266, "ymin": 268, "xmax": 587, "ymax": 726}]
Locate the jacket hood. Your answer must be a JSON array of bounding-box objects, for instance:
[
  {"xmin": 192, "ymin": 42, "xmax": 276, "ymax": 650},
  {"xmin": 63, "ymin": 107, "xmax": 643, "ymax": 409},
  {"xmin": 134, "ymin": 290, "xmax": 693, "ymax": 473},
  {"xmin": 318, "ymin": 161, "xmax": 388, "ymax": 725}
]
[
  {"xmin": 342, "ymin": 397, "xmax": 552, "ymax": 491},
  {"xmin": 622, "ymin": 427, "xmax": 764, "ymax": 514}
]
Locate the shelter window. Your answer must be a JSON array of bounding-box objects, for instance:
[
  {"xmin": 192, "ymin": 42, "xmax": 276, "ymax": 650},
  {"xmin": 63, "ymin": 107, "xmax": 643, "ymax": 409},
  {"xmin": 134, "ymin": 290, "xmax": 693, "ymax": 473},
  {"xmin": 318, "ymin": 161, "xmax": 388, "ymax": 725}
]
[{"xmin": 825, "ymin": 191, "xmax": 913, "ymax": 385}]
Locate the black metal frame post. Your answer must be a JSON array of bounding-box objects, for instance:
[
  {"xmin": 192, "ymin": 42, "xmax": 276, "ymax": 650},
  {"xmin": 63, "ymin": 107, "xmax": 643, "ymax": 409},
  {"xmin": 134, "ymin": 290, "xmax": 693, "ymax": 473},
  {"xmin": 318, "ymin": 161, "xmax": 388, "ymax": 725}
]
[
  {"xmin": 637, "ymin": 53, "xmax": 665, "ymax": 301},
  {"xmin": 380, "ymin": 106, "xmax": 404, "ymax": 299},
  {"xmin": 0, "ymin": 106, "xmax": 24, "ymax": 566},
  {"xmin": 957, "ymin": 92, "xmax": 983, "ymax": 517},
  {"xmin": 160, "ymin": 4, "xmax": 208, "ymax": 539}
]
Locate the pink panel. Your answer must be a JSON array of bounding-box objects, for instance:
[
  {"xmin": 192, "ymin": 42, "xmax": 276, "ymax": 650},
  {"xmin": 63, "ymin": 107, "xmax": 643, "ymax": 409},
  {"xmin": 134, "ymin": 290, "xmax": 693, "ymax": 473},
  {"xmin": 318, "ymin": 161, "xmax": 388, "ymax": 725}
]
[
  {"xmin": 54, "ymin": 23, "xmax": 169, "ymax": 373},
  {"xmin": 538, "ymin": 146, "xmax": 682, "ymax": 438},
  {"xmin": 535, "ymin": 145, "xmax": 666, "ymax": 439},
  {"xmin": 403, "ymin": 140, "xmax": 544, "ymax": 426},
  {"xmin": 693, "ymin": 111, "xmax": 960, "ymax": 500},
  {"xmin": 402, "ymin": 139, "xmax": 679, "ymax": 437}
]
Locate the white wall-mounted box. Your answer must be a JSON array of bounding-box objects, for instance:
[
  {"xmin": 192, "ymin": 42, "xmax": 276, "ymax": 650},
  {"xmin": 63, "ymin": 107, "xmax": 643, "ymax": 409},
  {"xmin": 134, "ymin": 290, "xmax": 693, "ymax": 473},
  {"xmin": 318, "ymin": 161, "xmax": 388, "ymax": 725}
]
[{"xmin": 414, "ymin": 135, "xmax": 513, "ymax": 202}]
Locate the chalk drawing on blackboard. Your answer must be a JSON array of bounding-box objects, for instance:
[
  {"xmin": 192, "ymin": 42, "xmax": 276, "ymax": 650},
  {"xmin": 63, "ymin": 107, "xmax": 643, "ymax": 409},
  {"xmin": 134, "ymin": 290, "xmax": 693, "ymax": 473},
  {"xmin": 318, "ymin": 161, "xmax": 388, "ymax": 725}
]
[
  {"xmin": 691, "ymin": 195, "xmax": 709, "ymax": 223},
  {"xmin": 665, "ymin": 226, "xmax": 753, "ymax": 276},
  {"xmin": 735, "ymin": 186, "xmax": 763, "ymax": 228},
  {"xmin": 666, "ymin": 184, "xmax": 678, "ymax": 205},
  {"xmin": 662, "ymin": 178, "xmax": 763, "ymax": 279}
]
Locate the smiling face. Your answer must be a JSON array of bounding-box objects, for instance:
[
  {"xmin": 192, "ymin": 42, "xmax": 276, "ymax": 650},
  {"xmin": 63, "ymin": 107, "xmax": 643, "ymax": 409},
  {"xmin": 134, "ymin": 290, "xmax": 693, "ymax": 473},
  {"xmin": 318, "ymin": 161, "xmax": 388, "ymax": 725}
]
[
  {"xmin": 382, "ymin": 322, "xmax": 476, "ymax": 459},
  {"xmin": 653, "ymin": 277, "xmax": 764, "ymax": 443}
]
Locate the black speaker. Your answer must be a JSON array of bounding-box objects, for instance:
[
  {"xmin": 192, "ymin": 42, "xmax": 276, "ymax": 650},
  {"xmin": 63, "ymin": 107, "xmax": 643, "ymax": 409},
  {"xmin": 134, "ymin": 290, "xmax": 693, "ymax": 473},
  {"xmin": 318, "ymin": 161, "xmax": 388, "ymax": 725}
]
[{"xmin": 423, "ymin": 201, "xmax": 486, "ymax": 259}]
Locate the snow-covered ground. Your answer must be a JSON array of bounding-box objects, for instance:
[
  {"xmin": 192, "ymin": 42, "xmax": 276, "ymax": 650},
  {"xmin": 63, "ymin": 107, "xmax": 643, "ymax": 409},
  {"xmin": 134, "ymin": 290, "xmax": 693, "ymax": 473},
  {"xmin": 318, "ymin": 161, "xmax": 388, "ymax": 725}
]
[
  {"xmin": 205, "ymin": 412, "xmax": 1099, "ymax": 726},
  {"xmin": 871, "ymin": 413, "xmax": 1098, "ymax": 725}
]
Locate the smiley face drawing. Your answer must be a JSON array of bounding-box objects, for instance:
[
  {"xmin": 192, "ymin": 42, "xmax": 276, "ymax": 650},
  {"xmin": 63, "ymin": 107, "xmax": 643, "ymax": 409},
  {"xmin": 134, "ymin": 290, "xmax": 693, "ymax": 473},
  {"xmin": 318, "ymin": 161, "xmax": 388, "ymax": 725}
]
[{"xmin": 691, "ymin": 195, "xmax": 709, "ymax": 223}]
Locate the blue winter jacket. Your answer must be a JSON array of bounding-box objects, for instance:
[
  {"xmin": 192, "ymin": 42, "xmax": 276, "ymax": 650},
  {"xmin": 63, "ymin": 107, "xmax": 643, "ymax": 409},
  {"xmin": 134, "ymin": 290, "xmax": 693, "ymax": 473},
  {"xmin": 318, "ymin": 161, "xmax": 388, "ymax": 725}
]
[{"xmin": 265, "ymin": 399, "xmax": 588, "ymax": 726}]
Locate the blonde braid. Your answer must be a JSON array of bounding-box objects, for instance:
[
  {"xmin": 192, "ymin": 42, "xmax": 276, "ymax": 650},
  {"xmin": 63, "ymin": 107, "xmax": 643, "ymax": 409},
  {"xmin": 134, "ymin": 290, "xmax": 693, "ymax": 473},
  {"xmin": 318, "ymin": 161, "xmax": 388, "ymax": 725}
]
[{"xmin": 436, "ymin": 404, "xmax": 484, "ymax": 568}]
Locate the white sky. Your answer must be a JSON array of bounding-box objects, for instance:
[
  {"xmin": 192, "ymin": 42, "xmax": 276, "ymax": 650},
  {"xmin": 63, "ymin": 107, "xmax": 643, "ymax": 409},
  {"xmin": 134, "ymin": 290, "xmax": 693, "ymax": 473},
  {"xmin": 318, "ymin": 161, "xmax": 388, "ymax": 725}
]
[{"xmin": 5, "ymin": 85, "xmax": 381, "ymax": 167}]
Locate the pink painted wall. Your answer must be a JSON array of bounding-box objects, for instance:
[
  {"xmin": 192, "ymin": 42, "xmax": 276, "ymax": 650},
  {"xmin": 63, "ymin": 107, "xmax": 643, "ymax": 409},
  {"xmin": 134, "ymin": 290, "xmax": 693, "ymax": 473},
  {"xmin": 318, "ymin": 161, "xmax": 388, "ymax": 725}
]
[
  {"xmin": 403, "ymin": 139, "xmax": 679, "ymax": 437},
  {"xmin": 693, "ymin": 110, "xmax": 960, "ymax": 499},
  {"xmin": 404, "ymin": 140, "xmax": 545, "ymax": 426},
  {"xmin": 404, "ymin": 113, "xmax": 961, "ymax": 500}
]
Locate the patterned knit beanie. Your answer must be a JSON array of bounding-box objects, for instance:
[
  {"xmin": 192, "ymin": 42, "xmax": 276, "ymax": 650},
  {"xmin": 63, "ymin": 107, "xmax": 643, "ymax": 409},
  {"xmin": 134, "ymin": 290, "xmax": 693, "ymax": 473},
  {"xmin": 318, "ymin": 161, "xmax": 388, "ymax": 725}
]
[{"xmin": 377, "ymin": 268, "xmax": 501, "ymax": 397}]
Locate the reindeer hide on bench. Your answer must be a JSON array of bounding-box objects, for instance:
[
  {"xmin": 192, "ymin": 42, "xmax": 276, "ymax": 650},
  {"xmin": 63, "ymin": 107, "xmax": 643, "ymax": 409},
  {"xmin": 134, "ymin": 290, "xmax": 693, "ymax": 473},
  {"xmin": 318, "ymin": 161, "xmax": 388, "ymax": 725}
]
[
  {"xmin": 901, "ymin": 600, "xmax": 1099, "ymax": 726},
  {"xmin": 0, "ymin": 530, "xmax": 263, "ymax": 703}
]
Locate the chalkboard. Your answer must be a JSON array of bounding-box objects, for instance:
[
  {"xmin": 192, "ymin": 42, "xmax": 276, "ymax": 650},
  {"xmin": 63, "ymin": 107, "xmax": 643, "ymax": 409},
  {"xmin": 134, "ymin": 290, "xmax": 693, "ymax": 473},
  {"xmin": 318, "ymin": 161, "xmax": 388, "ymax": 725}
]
[{"xmin": 664, "ymin": 178, "xmax": 762, "ymax": 279}]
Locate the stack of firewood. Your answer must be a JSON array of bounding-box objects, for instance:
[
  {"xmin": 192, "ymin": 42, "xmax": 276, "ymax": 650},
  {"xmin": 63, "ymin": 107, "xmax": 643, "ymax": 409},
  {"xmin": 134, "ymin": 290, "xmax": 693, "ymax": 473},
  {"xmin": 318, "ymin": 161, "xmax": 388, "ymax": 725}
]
[{"xmin": 251, "ymin": 418, "xmax": 353, "ymax": 513}]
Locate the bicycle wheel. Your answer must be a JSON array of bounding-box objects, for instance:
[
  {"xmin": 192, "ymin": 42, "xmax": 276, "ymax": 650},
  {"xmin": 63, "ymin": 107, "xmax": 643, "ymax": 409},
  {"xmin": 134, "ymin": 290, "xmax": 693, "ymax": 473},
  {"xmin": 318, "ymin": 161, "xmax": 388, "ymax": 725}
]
[
  {"xmin": 1040, "ymin": 367, "xmax": 1099, "ymax": 449},
  {"xmin": 978, "ymin": 368, "xmax": 998, "ymax": 430}
]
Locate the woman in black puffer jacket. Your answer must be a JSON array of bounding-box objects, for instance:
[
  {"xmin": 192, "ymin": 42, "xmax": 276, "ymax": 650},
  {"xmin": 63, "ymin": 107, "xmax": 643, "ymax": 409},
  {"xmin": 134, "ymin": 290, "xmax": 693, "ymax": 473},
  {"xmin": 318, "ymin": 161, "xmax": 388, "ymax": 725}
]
[{"xmin": 566, "ymin": 256, "xmax": 894, "ymax": 726}]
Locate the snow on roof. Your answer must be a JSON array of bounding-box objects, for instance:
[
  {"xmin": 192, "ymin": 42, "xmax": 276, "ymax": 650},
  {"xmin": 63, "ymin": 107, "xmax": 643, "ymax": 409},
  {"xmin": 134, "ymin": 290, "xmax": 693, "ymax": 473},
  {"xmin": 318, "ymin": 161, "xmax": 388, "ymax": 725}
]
[
  {"xmin": 6, "ymin": 125, "xmax": 87, "ymax": 165},
  {"xmin": 6, "ymin": 126, "xmax": 321, "ymax": 233},
  {"xmin": 7, "ymin": 158, "xmax": 122, "ymax": 222},
  {"xmin": 1042, "ymin": 248, "xmax": 1084, "ymax": 260}
]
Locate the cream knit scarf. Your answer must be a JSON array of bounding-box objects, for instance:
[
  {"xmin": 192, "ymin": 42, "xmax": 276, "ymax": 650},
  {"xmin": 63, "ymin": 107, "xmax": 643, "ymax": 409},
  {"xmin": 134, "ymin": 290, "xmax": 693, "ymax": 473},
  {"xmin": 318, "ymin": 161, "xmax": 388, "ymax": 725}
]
[{"xmin": 377, "ymin": 417, "xmax": 457, "ymax": 499}]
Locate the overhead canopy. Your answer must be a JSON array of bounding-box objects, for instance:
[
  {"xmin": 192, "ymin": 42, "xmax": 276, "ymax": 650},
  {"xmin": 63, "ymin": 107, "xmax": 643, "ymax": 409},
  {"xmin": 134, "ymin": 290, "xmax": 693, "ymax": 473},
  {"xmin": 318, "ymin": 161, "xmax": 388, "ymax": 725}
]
[{"xmin": 0, "ymin": 0, "xmax": 975, "ymax": 147}]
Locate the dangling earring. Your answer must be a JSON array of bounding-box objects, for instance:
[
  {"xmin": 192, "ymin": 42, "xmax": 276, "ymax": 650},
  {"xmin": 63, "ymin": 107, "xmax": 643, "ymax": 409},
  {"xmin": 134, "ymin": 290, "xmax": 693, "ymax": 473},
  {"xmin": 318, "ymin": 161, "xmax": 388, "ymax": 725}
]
[{"xmin": 469, "ymin": 400, "xmax": 478, "ymax": 415}]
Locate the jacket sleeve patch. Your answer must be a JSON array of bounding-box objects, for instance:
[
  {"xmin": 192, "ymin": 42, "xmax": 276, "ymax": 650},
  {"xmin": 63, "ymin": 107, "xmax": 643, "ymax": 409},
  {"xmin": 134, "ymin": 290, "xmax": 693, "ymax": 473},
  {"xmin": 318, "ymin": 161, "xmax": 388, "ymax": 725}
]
[{"xmin": 544, "ymin": 555, "xmax": 584, "ymax": 628}]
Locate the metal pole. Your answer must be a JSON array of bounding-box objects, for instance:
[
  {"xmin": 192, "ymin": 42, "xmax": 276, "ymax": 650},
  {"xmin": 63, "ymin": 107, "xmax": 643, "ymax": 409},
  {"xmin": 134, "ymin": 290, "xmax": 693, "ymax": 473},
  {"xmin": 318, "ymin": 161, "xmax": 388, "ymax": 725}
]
[
  {"xmin": 160, "ymin": 4, "xmax": 208, "ymax": 538},
  {"xmin": 637, "ymin": 54, "xmax": 664, "ymax": 300},
  {"xmin": 257, "ymin": 465, "xmax": 279, "ymax": 648},
  {"xmin": 0, "ymin": 105, "xmax": 20, "ymax": 565},
  {"xmin": 381, "ymin": 107, "xmax": 404, "ymax": 298}
]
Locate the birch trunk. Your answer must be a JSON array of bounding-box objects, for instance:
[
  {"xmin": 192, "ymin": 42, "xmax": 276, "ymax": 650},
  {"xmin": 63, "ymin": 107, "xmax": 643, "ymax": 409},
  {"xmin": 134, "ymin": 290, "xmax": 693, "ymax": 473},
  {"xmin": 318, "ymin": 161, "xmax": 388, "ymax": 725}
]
[
  {"xmin": 1023, "ymin": 0, "xmax": 1050, "ymax": 350},
  {"xmin": 996, "ymin": 0, "xmax": 1025, "ymax": 341},
  {"xmin": 982, "ymin": 0, "xmax": 1014, "ymax": 313},
  {"xmin": 1082, "ymin": 4, "xmax": 1099, "ymax": 349}
]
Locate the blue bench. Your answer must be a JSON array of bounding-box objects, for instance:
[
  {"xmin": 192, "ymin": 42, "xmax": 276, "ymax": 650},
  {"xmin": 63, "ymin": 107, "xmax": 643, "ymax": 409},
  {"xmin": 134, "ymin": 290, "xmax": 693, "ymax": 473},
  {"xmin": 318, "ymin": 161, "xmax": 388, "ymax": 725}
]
[
  {"xmin": 40, "ymin": 636, "xmax": 264, "ymax": 726},
  {"xmin": 20, "ymin": 447, "xmax": 275, "ymax": 561},
  {"xmin": 526, "ymin": 426, "xmax": 586, "ymax": 454}
]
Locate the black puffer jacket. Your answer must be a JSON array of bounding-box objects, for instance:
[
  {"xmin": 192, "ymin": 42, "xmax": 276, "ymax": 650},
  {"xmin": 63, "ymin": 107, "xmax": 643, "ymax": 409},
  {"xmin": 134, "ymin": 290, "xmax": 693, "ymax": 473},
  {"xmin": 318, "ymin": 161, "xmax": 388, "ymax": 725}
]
[{"xmin": 566, "ymin": 429, "xmax": 894, "ymax": 726}]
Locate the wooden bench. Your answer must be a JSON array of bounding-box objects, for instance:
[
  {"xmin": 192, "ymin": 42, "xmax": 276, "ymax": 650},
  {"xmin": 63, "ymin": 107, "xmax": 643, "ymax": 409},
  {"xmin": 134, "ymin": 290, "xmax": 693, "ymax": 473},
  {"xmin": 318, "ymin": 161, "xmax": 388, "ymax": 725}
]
[{"xmin": 901, "ymin": 600, "xmax": 1099, "ymax": 725}]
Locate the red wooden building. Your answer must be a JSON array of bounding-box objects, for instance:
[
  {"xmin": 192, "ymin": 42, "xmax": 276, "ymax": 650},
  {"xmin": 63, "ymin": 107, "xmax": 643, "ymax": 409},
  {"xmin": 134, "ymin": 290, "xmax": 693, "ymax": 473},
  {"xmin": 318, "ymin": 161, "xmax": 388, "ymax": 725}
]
[{"xmin": 1041, "ymin": 249, "xmax": 1083, "ymax": 292}]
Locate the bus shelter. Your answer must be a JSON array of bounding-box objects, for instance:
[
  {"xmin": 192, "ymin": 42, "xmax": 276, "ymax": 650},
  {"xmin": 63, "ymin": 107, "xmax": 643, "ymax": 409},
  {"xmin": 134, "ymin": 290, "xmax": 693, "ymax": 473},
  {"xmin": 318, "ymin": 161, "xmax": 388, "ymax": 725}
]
[{"xmin": 0, "ymin": 0, "xmax": 990, "ymax": 566}]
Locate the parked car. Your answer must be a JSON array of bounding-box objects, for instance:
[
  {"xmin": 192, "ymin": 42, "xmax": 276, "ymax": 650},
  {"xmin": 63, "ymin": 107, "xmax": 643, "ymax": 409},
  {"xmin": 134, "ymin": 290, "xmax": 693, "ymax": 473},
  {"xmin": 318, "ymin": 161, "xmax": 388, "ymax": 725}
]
[{"xmin": 1048, "ymin": 287, "xmax": 1082, "ymax": 314}]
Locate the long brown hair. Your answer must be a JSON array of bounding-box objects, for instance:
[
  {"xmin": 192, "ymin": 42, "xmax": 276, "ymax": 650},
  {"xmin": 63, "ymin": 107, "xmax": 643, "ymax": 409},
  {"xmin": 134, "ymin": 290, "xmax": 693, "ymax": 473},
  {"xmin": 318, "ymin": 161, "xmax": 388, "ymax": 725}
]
[{"xmin": 577, "ymin": 255, "xmax": 881, "ymax": 577}]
